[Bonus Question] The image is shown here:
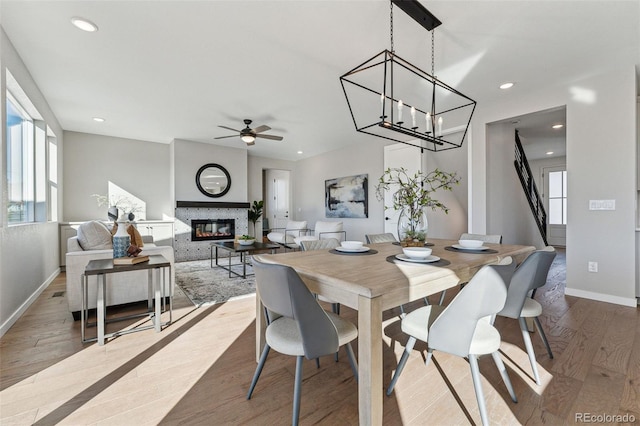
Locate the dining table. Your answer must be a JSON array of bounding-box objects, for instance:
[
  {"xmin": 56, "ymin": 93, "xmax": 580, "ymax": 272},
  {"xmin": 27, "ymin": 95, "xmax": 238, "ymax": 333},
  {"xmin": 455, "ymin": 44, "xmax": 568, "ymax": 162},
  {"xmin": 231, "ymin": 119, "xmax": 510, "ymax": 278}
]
[{"xmin": 252, "ymin": 237, "xmax": 536, "ymax": 425}]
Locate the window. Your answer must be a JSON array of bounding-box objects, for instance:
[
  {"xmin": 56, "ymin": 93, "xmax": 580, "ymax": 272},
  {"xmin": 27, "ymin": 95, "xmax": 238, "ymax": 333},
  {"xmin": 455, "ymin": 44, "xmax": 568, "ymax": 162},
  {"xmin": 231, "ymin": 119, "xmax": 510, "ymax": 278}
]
[
  {"xmin": 6, "ymin": 93, "xmax": 35, "ymax": 223},
  {"xmin": 548, "ymin": 170, "xmax": 567, "ymax": 225},
  {"xmin": 5, "ymin": 77, "xmax": 50, "ymax": 225}
]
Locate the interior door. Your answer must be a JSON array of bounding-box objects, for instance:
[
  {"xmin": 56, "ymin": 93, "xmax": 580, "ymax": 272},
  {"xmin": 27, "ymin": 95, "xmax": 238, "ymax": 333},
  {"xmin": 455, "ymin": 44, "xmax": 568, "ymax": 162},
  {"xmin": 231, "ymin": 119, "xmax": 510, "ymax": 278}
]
[
  {"xmin": 383, "ymin": 144, "xmax": 422, "ymax": 238},
  {"xmin": 265, "ymin": 169, "xmax": 291, "ymax": 231},
  {"xmin": 543, "ymin": 166, "xmax": 567, "ymax": 246}
]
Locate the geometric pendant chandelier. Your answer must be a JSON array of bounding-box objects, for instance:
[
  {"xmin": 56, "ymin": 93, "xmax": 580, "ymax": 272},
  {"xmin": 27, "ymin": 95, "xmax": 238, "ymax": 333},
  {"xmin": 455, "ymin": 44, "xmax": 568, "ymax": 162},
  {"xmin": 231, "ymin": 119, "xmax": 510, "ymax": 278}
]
[{"xmin": 340, "ymin": 0, "xmax": 476, "ymax": 152}]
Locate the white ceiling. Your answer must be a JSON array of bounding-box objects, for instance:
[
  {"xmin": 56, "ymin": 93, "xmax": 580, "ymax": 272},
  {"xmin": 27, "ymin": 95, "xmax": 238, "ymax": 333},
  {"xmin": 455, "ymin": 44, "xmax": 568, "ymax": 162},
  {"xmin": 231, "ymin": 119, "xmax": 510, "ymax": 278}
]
[{"xmin": 1, "ymin": 1, "xmax": 638, "ymax": 161}]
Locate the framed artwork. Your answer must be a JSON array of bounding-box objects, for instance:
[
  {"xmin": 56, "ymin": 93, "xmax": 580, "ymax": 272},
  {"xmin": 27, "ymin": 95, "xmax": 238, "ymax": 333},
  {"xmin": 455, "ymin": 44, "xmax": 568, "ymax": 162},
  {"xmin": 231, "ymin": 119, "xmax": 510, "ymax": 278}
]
[{"xmin": 325, "ymin": 174, "xmax": 368, "ymax": 218}]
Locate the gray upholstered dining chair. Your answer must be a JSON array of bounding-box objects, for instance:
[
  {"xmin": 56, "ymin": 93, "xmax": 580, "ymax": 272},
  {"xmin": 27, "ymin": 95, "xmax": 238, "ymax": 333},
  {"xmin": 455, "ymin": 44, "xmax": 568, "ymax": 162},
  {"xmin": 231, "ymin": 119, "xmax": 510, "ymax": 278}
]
[
  {"xmin": 495, "ymin": 246, "xmax": 556, "ymax": 386},
  {"xmin": 300, "ymin": 238, "xmax": 340, "ymax": 251},
  {"xmin": 460, "ymin": 232, "xmax": 503, "ymax": 244},
  {"xmin": 300, "ymin": 238, "xmax": 341, "ymax": 315},
  {"xmin": 386, "ymin": 258, "xmax": 518, "ymax": 426},
  {"xmin": 365, "ymin": 233, "xmax": 397, "ymax": 244},
  {"xmin": 247, "ymin": 258, "xmax": 358, "ymax": 426}
]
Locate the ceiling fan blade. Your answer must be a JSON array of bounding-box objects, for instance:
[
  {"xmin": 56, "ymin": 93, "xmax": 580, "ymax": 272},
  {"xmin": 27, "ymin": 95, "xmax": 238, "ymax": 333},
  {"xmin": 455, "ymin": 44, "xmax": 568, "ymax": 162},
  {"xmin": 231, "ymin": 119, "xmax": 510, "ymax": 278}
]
[
  {"xmin": 252, "ymin": 125, "xmax": 271, "ymax": 134},
  {"xmin": 256, "ymin": 134, "xmax": 283, "ymax": 141},
  {"xmin": 214, "ymin": 135, "xmax": 238, "ymax": 139},
  {"xmin": 218, "ymin": 125, "xmax": 241, "ymax": 132}
]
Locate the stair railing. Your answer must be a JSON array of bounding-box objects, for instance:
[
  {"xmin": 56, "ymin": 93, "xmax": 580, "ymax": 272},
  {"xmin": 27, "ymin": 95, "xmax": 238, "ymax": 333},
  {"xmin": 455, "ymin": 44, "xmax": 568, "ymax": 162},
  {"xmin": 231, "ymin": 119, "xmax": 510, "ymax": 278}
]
[{"xmin": 513, "ymin": 130, "xmax": 548, "ymax": 245}]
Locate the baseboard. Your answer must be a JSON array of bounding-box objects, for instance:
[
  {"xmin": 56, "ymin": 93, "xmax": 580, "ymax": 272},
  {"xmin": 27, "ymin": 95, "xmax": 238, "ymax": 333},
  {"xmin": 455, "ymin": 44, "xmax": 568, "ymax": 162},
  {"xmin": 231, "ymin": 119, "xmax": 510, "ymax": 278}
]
[
  {"xmin": 565, "ymin": 286, "xmax": 638, "ymax": 308},
  {"xmin": 0, "ymin": 268, "xmax": 60, "ymax": 338}
]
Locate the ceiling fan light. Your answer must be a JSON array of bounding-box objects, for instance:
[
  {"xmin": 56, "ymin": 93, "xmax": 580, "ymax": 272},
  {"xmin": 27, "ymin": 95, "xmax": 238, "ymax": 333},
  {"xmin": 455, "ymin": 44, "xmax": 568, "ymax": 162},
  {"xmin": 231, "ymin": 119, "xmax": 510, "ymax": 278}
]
[{"xmin": 241, "ymin": 134, "xmax": 255, "ymax": 143}]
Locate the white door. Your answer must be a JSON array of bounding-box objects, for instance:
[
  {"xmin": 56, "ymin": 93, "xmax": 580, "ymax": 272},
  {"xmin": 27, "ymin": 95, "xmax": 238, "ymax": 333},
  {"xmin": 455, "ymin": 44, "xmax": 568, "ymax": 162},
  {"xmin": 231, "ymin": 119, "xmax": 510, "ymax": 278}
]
[
  {"xmin": 265, "ymin": 169, "xmax": 291, "ymax": 230},
  {"xmin": 543, "ymin": 166, "xmax": 567, "ymax": 246},
  {"xmin": 383, "ymin": 144, "xmax": 422, "ymax": 238}
]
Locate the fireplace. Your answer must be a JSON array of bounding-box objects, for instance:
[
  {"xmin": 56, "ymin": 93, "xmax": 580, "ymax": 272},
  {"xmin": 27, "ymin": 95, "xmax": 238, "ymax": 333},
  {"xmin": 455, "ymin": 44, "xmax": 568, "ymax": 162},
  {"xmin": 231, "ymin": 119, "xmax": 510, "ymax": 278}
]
[{"xmin": 191, "ymin": 219, "xmax": 235, "ymax": 241}]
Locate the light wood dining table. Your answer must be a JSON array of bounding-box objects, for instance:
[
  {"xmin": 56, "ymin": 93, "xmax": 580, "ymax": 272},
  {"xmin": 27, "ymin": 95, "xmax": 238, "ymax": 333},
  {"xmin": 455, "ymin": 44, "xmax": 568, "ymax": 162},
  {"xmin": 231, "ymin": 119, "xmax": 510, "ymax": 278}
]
[{"xmin": 253, "ymin": 238, "xmax": 535, "ymax": 425}]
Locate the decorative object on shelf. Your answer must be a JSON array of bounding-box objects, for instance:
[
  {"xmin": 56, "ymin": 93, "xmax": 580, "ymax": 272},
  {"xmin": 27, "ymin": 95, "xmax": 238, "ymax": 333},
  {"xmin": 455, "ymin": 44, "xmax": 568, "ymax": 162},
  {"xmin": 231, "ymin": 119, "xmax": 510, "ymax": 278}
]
[
  {"xmin": 376, "ymin": 167, "xmax": 459, "ymax": 246},
  {"xmin": 114, "ymin": 254, "xmax": 149, "ymax": 265},
  {"xmin": 112, "ymin": 214, "xmax": 131, "ymax": 258},
  {"xmin": 247, "ymin": 200, "xmax": 264, "ymax": 238},
  {"xmin": 195, "ymin": 163, "xmax": 231, "ymax": 198},
  {"xmin": 339, "ymin": 0, "xmax": 476, "ymax": 152},
  {"xmin": 238, "ymin": 235, "xmax": 256, "ymax": 245},
  {"xmin": 92, "ymin": 193, "xmax": 143, "ymax": 222},
  {"xmin": 325, "ymin": 174, "xmax": 368, "ymax": 218}
]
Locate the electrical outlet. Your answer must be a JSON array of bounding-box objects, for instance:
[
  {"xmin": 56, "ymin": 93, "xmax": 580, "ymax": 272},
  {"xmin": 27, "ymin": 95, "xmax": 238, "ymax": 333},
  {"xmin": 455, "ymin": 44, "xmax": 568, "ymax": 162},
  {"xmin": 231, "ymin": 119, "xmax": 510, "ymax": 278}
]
[{"xmin": 588, "ymin": 261, "xmax": 598, "ymax": 272}]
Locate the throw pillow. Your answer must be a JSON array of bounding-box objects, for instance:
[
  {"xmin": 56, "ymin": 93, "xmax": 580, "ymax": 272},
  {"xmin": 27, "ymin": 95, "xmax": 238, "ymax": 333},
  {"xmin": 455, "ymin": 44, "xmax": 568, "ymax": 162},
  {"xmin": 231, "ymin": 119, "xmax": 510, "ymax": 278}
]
[{"xmin": 77, "ymin": 221, "xmax": 113, "ymax": 250}]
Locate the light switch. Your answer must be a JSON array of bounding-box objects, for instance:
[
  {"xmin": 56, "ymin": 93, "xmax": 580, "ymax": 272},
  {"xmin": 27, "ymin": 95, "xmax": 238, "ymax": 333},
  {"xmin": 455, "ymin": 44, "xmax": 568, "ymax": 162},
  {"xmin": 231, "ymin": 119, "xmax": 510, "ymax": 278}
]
[{"xmin": 589, "ymin": 200, "xmax": 616, "ymax": 210}]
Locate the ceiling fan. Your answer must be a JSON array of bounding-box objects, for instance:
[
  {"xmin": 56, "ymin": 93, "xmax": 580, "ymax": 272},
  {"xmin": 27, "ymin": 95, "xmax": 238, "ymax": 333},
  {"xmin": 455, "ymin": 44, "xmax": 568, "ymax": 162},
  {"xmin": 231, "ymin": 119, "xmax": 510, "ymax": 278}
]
[{"xmin": 215, "ymin": 119, "xmax": 283, "ymax": 146}]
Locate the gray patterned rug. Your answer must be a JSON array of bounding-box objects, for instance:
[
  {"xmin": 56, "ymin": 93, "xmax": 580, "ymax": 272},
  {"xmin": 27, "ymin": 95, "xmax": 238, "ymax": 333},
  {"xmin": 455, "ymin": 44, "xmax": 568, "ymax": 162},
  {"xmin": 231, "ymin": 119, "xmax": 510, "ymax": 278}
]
[{"xmin": 175, "ymin": 258, "xmax": 255, "ymax": 307}]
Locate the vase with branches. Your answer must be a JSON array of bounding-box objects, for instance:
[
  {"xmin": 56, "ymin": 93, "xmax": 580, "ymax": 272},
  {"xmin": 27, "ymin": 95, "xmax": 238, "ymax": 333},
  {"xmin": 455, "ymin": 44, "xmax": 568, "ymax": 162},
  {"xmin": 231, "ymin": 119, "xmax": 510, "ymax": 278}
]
[
  {"xmin": 248, "ymin": 200, "xmax": 264, "ymax": 239},
  {"xmin": 375, "ymin": 167, "xmax": 460, "ymax": 246}
]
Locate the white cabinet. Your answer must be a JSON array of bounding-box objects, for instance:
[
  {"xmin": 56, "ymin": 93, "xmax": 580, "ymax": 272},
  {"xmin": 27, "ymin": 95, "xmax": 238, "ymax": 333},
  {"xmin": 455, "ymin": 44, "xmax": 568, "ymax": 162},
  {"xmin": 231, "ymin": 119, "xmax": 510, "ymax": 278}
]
[{"xmin": 135, "ymin": 222, "xmax": 174, "ymax": 247}]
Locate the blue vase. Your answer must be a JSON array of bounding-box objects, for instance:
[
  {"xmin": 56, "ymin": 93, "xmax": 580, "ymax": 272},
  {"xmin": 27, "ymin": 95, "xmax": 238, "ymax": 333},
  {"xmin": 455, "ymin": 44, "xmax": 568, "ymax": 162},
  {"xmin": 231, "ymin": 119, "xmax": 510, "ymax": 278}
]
[{"xmin": 113, "ymin": 219, "xmax": 130, "ymax": 258}]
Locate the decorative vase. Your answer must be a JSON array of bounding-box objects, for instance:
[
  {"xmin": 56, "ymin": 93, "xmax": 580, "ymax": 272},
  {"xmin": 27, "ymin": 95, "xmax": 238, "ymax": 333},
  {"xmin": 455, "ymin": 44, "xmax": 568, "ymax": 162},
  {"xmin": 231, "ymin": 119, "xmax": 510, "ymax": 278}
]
[
  {"xmin": 128, "ymin": 212, "xmax": 135, "ymax": 221},
  {"xmin": 107, "ymin": 206, "xmax": 119, "ymax": 222},
  {"xmin": 113, "ymin": 215, "xmax": 131, "ymax": 258},
  {"xmin": 397, "ymin": 207, "xmax": 428, "ymax": 247}
]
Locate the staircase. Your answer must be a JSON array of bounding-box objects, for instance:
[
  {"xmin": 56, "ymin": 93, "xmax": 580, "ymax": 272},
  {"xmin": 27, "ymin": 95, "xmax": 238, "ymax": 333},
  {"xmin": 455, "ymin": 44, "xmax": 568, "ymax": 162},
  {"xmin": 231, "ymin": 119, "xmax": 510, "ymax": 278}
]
[{"xmin": 514, "ymin": 130, "xmax": 548, "ymax": 245}]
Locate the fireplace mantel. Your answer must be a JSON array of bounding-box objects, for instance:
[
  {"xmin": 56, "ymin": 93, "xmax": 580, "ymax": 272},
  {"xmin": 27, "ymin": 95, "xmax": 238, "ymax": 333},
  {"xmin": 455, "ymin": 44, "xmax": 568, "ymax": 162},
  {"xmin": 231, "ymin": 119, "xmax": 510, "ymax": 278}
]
[{"xmin": 176, "ymin": 201, "xmax": 250, "ymax": 209}]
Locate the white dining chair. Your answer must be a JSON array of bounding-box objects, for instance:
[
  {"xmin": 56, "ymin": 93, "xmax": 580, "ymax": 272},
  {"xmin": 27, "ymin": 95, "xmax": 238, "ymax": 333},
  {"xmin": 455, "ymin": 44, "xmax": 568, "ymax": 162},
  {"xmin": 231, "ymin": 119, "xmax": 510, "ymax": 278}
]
[
  {"xmin": 495, "ymin": 246, "xmax": 556, "ymax": 385},
  {"xmin": 386, "ymin": 258, "xmax": 518, "ymax": 426}
]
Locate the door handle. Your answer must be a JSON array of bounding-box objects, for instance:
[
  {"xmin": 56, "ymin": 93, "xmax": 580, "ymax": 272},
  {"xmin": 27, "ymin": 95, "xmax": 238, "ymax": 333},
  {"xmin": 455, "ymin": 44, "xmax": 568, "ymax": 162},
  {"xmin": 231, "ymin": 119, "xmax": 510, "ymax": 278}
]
[{"xmin": 385, "ymin": 217, "xmax": 390, "ymax": 220}]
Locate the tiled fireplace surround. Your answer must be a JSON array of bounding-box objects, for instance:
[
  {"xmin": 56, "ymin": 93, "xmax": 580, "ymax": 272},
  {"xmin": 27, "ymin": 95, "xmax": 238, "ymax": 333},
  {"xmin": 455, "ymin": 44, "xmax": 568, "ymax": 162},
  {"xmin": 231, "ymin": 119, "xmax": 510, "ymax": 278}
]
[{"xmin": 174, "ymin": 201, "xmax": 250, "ymax": 262}]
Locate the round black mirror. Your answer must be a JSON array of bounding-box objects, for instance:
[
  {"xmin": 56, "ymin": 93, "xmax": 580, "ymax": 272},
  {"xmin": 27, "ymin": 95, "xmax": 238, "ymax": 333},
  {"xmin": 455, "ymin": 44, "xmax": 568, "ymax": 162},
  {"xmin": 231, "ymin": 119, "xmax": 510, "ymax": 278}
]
[{"xmin": 196, "ymin": 163, "xmax": 231, "ymax": 198}]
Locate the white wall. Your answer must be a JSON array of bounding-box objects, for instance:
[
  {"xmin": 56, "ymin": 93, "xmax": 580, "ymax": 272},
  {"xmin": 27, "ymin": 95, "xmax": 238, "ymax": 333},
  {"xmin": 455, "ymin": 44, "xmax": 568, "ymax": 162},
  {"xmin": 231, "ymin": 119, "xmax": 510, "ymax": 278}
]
[
  {"xmin": 1, "ymin": 29, "xmax": 64, "ymax": 335},
  {"xmin": 472, "ymin": 65, "xmax": 638, "ymax": 306},
  {"xmin": 63, "ymin": 131, "xmax": 172, "ymax": 221},
  {"xmin": 172, "ymin": 139, "xmax": 247, "ymax": 203},
  {"xmin": 292, "ymin": 140, "xmax": 387, "ymax": 242}
]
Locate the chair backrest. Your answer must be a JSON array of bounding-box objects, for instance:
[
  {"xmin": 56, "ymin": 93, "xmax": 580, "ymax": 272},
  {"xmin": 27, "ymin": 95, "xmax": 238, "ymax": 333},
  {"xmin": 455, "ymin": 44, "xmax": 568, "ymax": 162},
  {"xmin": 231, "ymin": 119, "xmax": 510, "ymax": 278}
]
[
  {"xmin": 252, "ymin": 257, "xmax": 339, "ymax": 359},
  {"xmin": 365, "ymin": 233, "xmax": 397, "ymax": 244},
  {"xmin": 300, "ymin": 238, "xmax": 340, "ymax": 251},
  {"xmin": 460, "ymin": 233, "xmax": 502, "ymax": 244},
  {"xmin": 285, "ymin": 220, "xmax": 307, "ymax": 237},
  {"xmin": 314, "ymin": 221, "xmax": 343, "ymax": 240},
  {"xmin": 498, "ymin": 246, "xmax": 556, "ymax": 319},
  {"xmin": 428, "ymin": 259, "xmax": 516, "ymax": 357}
]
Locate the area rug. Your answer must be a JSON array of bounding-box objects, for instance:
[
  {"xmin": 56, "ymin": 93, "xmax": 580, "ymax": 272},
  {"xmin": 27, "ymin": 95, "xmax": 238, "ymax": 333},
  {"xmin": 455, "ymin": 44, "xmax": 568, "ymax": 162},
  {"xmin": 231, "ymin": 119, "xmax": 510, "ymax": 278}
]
[{"xmin": 175, "ymin": 258, "xmax": 255, "ymax": 307}]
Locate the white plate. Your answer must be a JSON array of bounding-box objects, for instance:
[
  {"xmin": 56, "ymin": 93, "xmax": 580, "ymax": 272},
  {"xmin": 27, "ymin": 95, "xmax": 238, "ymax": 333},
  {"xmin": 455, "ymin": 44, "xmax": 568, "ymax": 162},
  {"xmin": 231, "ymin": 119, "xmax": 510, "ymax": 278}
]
[
  {"xmin": 335, "ymin": 246, "xmax": 370, "ymax": 253},
  {"xmin": 395, "ymin": 254, "xmax": 441, "ymax": 263},
  {"xmin": 452, "ymin": 244, "xmax": 489, "ymax": 251}
]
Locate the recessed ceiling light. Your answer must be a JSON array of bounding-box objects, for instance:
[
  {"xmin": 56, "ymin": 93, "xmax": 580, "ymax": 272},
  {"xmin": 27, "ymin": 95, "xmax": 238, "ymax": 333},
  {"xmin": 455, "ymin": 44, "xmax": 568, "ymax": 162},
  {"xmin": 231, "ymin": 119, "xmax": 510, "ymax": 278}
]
[
  {"xmin": 552, "ymin": 124, "xmax": 564, "ymax": 129},
  {"xmin": 546, "ymin": 151, "xmax": 554, "ymax": 155},
  {"xmin": 93, "ymin": 117, "xmax": 105, "ymax": 122},
  {"xmin": 499, "ymin": 82, "xmax": 514, "ymax": 90},
  {"xmin": 297, "ymin": 151, "xmax": 303, "ymax": 155},
  {"xmin": 71, "ymin": 17, "xmax": 98, "ymax": 32}
]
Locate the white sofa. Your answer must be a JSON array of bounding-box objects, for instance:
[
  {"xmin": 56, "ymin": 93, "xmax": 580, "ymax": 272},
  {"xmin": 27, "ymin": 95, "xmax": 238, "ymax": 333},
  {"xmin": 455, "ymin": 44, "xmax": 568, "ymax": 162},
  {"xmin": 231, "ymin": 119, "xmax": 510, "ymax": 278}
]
[{"xmin": 66, "ymin": 235, "xmax": 175, "ymax": 320}]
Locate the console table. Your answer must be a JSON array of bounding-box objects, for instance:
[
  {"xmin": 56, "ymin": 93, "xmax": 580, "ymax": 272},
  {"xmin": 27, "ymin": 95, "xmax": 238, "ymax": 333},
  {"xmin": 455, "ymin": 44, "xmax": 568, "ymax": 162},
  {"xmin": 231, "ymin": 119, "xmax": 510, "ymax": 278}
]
[{"xmin": 81, "ymin": 254, "xmax": 172, "ymax": 345}]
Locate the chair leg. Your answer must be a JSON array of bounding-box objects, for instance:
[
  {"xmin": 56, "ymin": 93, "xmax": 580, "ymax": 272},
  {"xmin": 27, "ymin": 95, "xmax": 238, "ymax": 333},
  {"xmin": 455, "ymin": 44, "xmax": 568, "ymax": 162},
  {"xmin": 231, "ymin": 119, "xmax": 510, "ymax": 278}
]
[
  {"xmin": 438, "ymin": 290, "xmax": 446, "ymax": 306},
  {"xmin": 425, "ymin": 348, "xmax": 434, "ymax": 367},
  {"xmin": 386, "ymin": 336, "xmax": 416, "ymax": 395},
  {"xmin": 292, "ymin": 356, "xmax": 304, "ymax": 426},
  {"xmin": 247, "ymin": 344, "xmax": 271, "ymax": 399},
  {"xmin": 519, "ymin": 317, "xmax": 541, "ymax": 385},
  {"xmin": 469, "ymin": 354, "xmax": 490, "ymax": 426},
  {"xmin": 490, "ymin": 351, "xmax": 517, "ymax": 403},
  {"xmin": 345, "ymin": 343, "xmax": 358, "ymax": 382},
  {"xmin": 316, "ymin": 358, "xmax": 320, "ymax": 368},
  {"xmin": 533, "ymin": 316, "xmax": 554, "ymax": 359}
]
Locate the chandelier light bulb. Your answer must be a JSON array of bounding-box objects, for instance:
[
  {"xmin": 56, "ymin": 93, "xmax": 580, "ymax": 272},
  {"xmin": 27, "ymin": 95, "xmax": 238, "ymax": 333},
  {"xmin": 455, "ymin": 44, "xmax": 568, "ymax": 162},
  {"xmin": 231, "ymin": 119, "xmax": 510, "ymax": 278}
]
[
  {"xmin": 398, "ymin": 100, "xmax": 403, "ymax": 122},
  {"xmin": 437, "ymin": 116, "xmax": 443, "ymax": 137},
  {"xmin": 426, "ymin": 112, "xmax": 431, "ymax": 132}
]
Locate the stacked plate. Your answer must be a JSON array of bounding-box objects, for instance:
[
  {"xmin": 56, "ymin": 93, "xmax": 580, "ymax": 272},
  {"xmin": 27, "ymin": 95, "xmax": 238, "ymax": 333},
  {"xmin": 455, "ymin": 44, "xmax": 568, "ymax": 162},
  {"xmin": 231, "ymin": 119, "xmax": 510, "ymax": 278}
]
[
  {"xmin": 395, "ymin": 246, "xmax": 440, "ymax": 263},
  {"xmin": 335, "ymin": 241, "xmax": 370, "ymax": 253},
  {"xmin": 452, "ymin": 239, "xmax": 489, "ymax": 251}
]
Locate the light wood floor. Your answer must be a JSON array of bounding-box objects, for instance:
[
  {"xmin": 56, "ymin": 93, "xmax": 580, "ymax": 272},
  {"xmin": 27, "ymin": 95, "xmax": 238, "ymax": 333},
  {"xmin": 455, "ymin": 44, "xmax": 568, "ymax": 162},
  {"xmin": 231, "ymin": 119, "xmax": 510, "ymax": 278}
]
[{"xmin": 2, "ymin": 249, "xmax": 639, "ymax": 425}]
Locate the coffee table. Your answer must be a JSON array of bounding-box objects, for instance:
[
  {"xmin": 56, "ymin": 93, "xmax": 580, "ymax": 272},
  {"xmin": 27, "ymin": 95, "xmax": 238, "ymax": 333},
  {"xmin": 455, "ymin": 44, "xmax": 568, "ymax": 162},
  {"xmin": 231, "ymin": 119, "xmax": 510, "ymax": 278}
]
[{"xmin": 210, "ymin": 241, "xmax": 280, "ymax": 278}]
